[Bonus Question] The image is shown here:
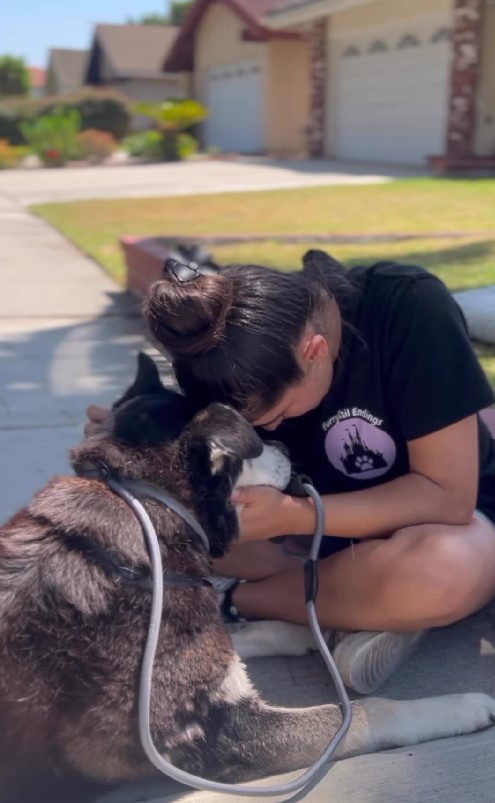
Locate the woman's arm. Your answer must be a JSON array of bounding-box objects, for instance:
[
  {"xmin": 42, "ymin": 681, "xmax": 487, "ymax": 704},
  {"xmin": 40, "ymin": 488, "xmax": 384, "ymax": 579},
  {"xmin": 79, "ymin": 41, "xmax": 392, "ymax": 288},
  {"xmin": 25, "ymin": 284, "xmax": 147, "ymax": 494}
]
[{"xmin": 234, "ymin": 415, "xmax": 480, "ymax": 540}]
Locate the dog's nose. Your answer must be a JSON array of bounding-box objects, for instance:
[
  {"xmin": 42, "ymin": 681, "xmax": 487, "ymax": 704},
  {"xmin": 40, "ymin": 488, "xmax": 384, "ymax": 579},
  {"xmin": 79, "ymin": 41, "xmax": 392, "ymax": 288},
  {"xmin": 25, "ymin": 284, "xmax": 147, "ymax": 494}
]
[{"xmin": 264, "ymin": 440, "xmax": 290, "ymax": 459}]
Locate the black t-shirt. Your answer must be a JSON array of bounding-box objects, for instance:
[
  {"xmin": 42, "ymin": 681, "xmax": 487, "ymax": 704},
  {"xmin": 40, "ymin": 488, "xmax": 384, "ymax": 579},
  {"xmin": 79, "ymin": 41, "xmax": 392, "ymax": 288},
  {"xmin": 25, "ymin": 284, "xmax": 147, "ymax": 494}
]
[{"xmin": 275, "ymin": 263, "xmax": 495, "ymax": 526}]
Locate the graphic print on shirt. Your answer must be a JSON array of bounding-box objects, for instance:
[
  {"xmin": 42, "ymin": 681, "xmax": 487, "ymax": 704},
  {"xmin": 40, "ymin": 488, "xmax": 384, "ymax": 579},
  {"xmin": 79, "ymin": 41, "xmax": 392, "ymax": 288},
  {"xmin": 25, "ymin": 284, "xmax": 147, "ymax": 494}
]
[{"xmin": 323, "ymin": 408, "xmax": 396, "ymax": 480}]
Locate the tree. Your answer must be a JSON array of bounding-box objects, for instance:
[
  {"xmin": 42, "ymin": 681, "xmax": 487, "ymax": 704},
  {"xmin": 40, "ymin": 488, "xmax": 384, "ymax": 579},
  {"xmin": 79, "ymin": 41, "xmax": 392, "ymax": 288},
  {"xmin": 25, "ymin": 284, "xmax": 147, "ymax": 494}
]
[
  {"xmin": 169, "ymin": 0, "xmax": 194, "ymax": 24},
  {"xmin": 127, "ymin": 2, "xmax": 193, "ymax": 26},
  {"xmin": 127, "ymin": 13, "xmax": 169, "ymax": 25},
  {"xmin": 0, "ymin": 56, "xmax": 30, "ymax": 98}
]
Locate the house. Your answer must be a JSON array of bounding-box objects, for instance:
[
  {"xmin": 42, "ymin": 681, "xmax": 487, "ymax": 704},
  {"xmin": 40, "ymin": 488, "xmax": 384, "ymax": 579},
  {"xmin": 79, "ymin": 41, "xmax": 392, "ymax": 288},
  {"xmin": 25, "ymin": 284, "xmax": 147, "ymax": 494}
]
[
  {"xmin": 45, "ymin": 49, "xmax": 88, "ymax": 96},
  {"xmin": 85, "ymin": 24, "xmax": 189, "ymax": 104},
  {"xmin": 164, "ymin": 0, "xmax": 310, "ymax": 157},
  {"xmin": 28, "ymin": 67, "xmax": 46, "ymax": 98},
  {"xmin": 264, "ymin": 0, "xmax": 495, "ymax": 169}
]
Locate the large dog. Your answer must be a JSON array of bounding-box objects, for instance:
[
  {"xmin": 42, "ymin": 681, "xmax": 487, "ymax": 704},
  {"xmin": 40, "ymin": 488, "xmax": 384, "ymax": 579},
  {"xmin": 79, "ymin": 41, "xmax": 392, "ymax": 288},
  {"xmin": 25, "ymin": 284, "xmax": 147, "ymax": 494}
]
[{"xmin": 1, "ymin": 353, "xmax": 494, "ymax": 800}]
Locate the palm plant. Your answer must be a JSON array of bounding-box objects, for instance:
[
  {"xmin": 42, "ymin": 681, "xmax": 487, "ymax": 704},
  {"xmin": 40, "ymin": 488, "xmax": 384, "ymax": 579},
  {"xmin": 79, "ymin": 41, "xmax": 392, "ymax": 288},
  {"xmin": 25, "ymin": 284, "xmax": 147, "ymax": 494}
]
[{"xmin": 133, "ymin": 99, "xmax": 207, "ymax": 161}]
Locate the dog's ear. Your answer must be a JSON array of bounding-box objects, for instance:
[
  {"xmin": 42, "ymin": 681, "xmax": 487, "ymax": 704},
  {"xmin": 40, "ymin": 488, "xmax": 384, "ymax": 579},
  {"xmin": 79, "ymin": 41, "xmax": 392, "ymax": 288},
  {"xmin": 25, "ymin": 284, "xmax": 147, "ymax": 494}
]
[
  {"xmin": 188, "ymin": 403, "xmax": 263, "ymax": 477},
  {"xmin": 113, "ymin": 393, "xmax": 198, "ymax": 447},
  {"xmin": 113, "ymin": 352, "xmax": 163, "ymax": 410}
]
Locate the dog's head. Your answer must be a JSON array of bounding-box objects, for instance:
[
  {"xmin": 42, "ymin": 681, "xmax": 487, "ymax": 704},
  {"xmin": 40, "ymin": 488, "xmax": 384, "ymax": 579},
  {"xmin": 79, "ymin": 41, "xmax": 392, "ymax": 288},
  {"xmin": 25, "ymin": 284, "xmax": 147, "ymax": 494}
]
[{"xmin": 70, "ymin": 353, "xmax": 291, "ymax": 558}]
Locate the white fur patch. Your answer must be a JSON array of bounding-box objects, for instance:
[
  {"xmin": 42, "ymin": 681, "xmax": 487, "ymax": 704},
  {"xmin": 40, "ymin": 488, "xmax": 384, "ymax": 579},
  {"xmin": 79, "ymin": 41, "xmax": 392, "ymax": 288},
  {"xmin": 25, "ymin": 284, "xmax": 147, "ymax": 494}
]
[
  {"xmin": 237, "ymin": 444, "xmax": 291, "ymax": 491},
  {"xmin": 362, "ymin": 693, "xmax": 495, "ymax": 752},
  {"xmin": 211, "ymin": 654, "xmax": 256, "ymax": 705},
  {"xmin": 174, "ymin": 723, "xmax": 205, "ymax": 745},
  {"xmin": 229, "ymin": 620, "xmax": 317, "ymax": 660}
]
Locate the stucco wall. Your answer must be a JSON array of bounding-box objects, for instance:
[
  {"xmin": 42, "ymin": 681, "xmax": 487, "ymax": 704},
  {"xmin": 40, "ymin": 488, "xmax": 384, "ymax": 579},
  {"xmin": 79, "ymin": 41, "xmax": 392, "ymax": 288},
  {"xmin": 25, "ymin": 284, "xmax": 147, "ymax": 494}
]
[
  {"xmin": 194, "ymin": 2, "xmax": 268, "ymax": 123},
  {"xmin": 193, "ymin": 1, "xmax": 308, "ymax": 154},
  {"xmin": 332, "ymin": 0, "xmax": 453, "ymax": 36},
  {"xmin": 266, "ymin": 40, "xmax": 310, "ymax": 156},
  {"xmin": 474, "ymin": 1, "xmax": 495, "ymax": 156},
  {"xmin": 122, "ymin": 77, "xmax": 187, "ymax": 104}
]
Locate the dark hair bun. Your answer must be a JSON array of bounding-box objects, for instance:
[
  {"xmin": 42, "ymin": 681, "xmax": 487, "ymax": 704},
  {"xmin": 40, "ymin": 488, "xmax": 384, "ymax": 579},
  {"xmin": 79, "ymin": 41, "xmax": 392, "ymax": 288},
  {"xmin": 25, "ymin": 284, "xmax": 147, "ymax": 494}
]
[{"xmin": 143, "ymin": 272, "xmax": 234, "ymax": 357}]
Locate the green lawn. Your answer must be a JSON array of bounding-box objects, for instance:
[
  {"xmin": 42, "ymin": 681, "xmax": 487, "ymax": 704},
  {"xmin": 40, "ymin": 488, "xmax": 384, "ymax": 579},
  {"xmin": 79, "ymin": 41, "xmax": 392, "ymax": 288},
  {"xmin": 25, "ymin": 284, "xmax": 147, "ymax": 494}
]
[
  {"xmin": 32, "ymin": 178, "xmax": 495, "ymax": 388},
  {"xmin": 33, "ymin": 178, "xmax": 495, "ymax": 285}
]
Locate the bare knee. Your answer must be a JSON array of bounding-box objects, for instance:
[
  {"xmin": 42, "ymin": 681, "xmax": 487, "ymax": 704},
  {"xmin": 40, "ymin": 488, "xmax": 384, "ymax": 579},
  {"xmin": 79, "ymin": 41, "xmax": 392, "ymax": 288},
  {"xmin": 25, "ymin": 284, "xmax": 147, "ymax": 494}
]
[{"xmin": 374, "ymin": 523, "xmax": 495, "ymax": 626}]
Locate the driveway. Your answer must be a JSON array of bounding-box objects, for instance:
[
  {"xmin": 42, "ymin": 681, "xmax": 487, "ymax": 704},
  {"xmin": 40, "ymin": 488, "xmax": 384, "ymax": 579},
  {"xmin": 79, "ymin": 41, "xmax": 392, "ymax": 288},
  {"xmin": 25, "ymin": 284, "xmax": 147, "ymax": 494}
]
[{"xmin": 0, "ymin": 158, "xmax": 424, "ymax": 207}]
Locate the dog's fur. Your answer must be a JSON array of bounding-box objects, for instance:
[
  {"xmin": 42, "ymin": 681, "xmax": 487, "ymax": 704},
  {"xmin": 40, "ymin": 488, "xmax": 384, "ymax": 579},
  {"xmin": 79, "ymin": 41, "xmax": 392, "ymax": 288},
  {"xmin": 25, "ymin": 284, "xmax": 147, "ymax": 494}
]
[{"xmin": 1, "ymin": 353, "xmax": 495, "ymax": 800}]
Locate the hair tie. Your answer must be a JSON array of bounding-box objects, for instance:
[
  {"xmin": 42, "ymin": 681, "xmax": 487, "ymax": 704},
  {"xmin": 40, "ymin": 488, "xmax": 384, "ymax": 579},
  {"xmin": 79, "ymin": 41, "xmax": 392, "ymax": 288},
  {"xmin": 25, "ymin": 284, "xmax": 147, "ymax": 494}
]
[{"xmin": 164, "ymin": 258, "xmax": 203, "ymax": 284}]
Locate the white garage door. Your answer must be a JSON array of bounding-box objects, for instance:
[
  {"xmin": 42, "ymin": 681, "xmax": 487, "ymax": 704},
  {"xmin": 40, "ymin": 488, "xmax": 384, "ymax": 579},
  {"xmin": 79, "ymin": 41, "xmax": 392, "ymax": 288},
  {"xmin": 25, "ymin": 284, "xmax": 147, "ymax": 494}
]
[
  {"xmin": 206, "ymin": 62, "xmax": 264, "ymax": 154},
  {"xmin": 333, "ymin": 23, "xmax": 452, "ymax": 165}
]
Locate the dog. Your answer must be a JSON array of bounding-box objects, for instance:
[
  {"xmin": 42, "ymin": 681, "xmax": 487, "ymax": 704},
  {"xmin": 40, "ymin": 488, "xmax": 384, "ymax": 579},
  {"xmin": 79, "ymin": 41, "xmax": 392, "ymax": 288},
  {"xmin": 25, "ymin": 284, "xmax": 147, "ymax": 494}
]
[{"xmin": 1, "ymin": 353, "xmax": 494, "ymax": 801}]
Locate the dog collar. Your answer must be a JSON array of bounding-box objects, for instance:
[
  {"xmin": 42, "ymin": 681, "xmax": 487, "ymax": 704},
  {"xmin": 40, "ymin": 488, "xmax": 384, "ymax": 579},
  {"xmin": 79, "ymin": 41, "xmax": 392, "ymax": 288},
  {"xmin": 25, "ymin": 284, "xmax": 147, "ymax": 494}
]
[{"xmin": 78, "ymin": 468, "xmax": 212, "ymax": 592}]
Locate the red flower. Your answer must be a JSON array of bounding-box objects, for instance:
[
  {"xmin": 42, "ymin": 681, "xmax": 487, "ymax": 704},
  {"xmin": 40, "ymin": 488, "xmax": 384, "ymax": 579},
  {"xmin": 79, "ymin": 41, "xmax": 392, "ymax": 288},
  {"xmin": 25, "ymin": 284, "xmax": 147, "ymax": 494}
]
[{"xmin": 46, "ymin": 148, "xmax": 60, "ymax": 160}]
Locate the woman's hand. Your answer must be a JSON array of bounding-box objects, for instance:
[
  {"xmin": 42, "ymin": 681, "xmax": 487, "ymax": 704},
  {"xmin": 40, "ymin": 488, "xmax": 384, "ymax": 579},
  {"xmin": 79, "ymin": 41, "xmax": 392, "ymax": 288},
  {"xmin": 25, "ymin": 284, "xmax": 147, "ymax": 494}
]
[{"xmin": 231, "ymin": 486, "xmax": 314, "ymax": 541}]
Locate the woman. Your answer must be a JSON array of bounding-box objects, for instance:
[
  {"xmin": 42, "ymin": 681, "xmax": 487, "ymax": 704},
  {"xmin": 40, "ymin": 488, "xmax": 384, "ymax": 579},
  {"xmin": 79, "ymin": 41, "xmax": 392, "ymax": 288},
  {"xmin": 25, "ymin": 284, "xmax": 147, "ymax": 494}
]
[{"xmin": 88, "ymin": 250, "xmax": 495, "ymax": 694}]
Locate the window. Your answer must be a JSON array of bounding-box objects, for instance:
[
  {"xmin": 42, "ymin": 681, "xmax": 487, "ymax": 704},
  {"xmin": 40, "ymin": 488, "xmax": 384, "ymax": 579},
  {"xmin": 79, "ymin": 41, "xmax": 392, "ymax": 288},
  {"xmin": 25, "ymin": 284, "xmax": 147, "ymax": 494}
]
[
  {"xmin": 368, "ymin": 40, "xmax": 388, "ymax": 54},
  {"xmin": 431, "ymin": 27, "xmax": 451, "ymax": 44},
  {"xmin": 343, "ymin": 44, "xmax": 360, "ymax": 58},
  {"xmin": 397, "ymin": 34, "xmax": 420, "ymax": 48}
]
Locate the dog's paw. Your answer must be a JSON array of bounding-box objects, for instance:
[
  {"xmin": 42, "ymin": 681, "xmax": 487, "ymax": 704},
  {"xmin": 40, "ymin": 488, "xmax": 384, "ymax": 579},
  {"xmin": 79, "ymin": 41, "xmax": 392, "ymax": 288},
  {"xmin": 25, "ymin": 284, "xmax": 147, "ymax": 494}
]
[
  {"xmin": 446, "ymin": 693, "xmax": 495, "ymax": 734},
  {"xmin": 228, "ymin": 620, "xmax": 316, "ymax": 660}
]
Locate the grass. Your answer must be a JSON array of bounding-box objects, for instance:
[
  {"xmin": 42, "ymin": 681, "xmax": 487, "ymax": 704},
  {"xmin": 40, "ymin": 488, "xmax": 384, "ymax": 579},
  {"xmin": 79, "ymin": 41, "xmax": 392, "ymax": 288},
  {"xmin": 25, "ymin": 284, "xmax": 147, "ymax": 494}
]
[
  {"xmin": 33, "ymin": 178, "xmax": 495, "ymax": 285},
  {"xmin": 212, "ymin": 238, "xmax": 495, "ymax": 294},
  {"xmin": 32, "ymin": 178, "xmax": 495, "ymax": 389}
]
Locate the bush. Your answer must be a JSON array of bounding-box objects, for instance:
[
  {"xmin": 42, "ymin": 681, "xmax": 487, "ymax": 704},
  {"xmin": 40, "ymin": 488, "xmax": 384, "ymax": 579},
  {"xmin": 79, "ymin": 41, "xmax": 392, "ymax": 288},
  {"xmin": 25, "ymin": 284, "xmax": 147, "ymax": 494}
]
[
  {"xmin": 0, "ymin": 139, "xmax": 18, "ymax": 169},
  {"xmin": 0, "ymin": 88, "xmax": 131, "ymax": 146},
  {"xmin": 177, "ymin": 132, "xmax": 198, "ymax": 160},
  {"xmin": 0, "ymin": 97, "xmax": 40, "ymax": 144},
  {"xmin": 44, "ymin": 89, "xmax": 131, "ymax": 140},
  {"xmin": 20, "ymin": 108, "xmax": 81, "ymax": 166},
  {"xmin": 122, "ymin": 130, "xmax": 162, "ymax": 159},
  {"xmin": 133, "ymin": 99, "xmax": 207, "ymax": 161},
  {"xmin": 76, "ymin": 128, "xmax": 117, "ymax": 163}
]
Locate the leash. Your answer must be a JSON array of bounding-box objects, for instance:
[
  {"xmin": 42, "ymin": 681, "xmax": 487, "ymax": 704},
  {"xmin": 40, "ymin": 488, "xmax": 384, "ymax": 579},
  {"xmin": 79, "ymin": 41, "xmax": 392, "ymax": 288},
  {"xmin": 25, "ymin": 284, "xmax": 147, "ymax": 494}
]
[{"xmin": 100, "ymin": 474, "xmax": 352, "ymax": 797}]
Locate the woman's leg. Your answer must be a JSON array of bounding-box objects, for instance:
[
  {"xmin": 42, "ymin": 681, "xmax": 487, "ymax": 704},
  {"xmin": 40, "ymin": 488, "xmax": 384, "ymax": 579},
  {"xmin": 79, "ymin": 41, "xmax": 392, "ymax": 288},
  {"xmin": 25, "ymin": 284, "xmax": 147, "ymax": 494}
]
[
  {"xmin": 214, "ymin": 539, "xmax": 301, "ymax": 580},
  {"xmin": 231, "ymin": 513, "xmax": 495, "ymax": 632}
]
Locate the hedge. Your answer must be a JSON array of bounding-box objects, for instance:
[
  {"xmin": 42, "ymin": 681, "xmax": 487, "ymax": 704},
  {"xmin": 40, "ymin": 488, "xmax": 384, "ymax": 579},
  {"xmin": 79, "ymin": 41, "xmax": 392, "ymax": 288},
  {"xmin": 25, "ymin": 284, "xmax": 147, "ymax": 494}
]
[{"xmin": 0, "ymin": 88, "xmax": 131, "ymax": 145}]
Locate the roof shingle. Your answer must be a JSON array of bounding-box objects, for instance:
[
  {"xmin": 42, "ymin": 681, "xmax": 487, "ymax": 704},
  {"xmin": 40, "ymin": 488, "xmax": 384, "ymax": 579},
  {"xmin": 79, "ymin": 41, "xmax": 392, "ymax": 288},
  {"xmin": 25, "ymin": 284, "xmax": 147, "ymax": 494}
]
[
  {"xmin": 93, "ymin": 24, "xmax": 179, "ymax": 77},
  {"xmin": 266, "ymin": 0, "xmax": 321, "ymax": 15},
  {"xmin": 47, "ymin": 49, "xmax": 88, "ymax": 88},
  {"xmin": 165, "ymin": 0, "xmax": 301, "ymax": 72}
]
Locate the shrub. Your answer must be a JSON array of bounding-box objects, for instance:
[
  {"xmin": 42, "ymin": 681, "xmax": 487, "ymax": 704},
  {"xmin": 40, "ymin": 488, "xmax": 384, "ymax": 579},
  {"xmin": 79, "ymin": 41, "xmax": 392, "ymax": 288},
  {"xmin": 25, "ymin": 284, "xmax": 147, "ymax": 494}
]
[
  {"xmin": 13, "ymin": 144, "xmax": 32, "ymax": 161},
  {"xmin": 20, "ymin": 108, "xmax": 81, "ymax": 166},
  {"xmin": 0, "ymin": 97, "xmax": 40, "ymax": 144},
  {"xmin": 0, "ymin": 88, "xmax": 131, "ymax": 147},
  {"xmin": 0, "ymin": 139, "xmax": 18, "ymax": 169},
  {"xmin": 44, "ymin": 89, "xmax": 131, "ymax": 140},
  {"xmin": 76, "ymin": 128, "xmax": 117, "ymax": 163},
  {"xmin": 177, "ymin": 132, "xmax": 198, "ymax": 160},
  {"xmin": 133, "ymin": 99, "xmax": 207, "ymax": 161},
  {"xmin": 122, "ymin": 130, "xmax": 162, "ymax": 159}
]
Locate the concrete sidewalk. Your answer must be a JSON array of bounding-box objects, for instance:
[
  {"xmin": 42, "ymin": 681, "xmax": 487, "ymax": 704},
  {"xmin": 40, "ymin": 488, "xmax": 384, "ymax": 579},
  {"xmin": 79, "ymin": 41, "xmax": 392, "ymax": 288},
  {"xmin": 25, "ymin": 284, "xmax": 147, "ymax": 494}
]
[
  {"xmin": 1, "ymin": 195, "xmax": 495, "ymax": 803},
  {"xmin": 0, "ymin": 158, "xmax": 422, "ymax": 207}
]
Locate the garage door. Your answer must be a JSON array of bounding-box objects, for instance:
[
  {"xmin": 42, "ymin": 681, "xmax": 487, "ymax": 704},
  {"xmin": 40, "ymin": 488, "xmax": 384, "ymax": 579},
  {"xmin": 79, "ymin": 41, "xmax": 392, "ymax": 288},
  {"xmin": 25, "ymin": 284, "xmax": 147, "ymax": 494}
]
[
  {"xmin": 206, "ymin": 62, "xmax": 264, "ymax": 154},
  {"xmin": 333, "ymin": 24, "xmax": 451, "ymax": 165}
]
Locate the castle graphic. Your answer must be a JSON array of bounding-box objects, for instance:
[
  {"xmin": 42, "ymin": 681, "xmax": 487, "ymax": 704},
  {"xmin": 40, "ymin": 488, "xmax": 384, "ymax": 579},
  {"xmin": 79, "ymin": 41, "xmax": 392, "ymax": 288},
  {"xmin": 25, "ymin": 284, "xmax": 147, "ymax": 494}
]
[{"xmin": 340, "ymin": 425, "xmax": 388, "ymax": 474}]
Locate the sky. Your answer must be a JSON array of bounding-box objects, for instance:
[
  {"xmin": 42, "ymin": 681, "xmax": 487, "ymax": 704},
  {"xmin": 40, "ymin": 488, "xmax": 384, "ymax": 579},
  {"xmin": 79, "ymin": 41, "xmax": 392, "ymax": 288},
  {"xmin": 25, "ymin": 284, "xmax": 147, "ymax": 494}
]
[{"xmin": 1, "ymin": 0, "xmax": 173, "ymax": 68}]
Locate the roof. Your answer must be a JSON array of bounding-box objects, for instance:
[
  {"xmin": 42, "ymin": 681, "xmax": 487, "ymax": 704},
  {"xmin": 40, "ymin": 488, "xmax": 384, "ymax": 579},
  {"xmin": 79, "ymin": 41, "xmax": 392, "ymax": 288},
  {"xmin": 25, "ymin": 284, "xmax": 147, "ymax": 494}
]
[
  {"xmin": 266, "ymin": 0, "xmax": 318, "ymax": 12},
  {"xmin": 47, "ymin": 49, "xmax": 88, "ymax": 87},
  {"xmin": 28, "ymin": 67, "xmax": 46, "ymax": 89},
  {"xmin": 90, "ymin": 24, "xmax": 180, "ymax": 79},
  {"xmin": 165, "ymin": 0, "xmax": 302, "ymax": 72}
]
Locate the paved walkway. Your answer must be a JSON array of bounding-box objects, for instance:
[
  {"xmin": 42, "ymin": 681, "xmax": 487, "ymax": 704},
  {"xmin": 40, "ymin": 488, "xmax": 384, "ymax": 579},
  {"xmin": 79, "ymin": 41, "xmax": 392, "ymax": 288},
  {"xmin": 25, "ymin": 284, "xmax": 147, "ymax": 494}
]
[
  {"xmin": 0, "ymin": 158, "xmax": 422, "ymax": 206},
  {"xmin": 1, "ymin": 189, "xmax": 495, "ymax": 803}
]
